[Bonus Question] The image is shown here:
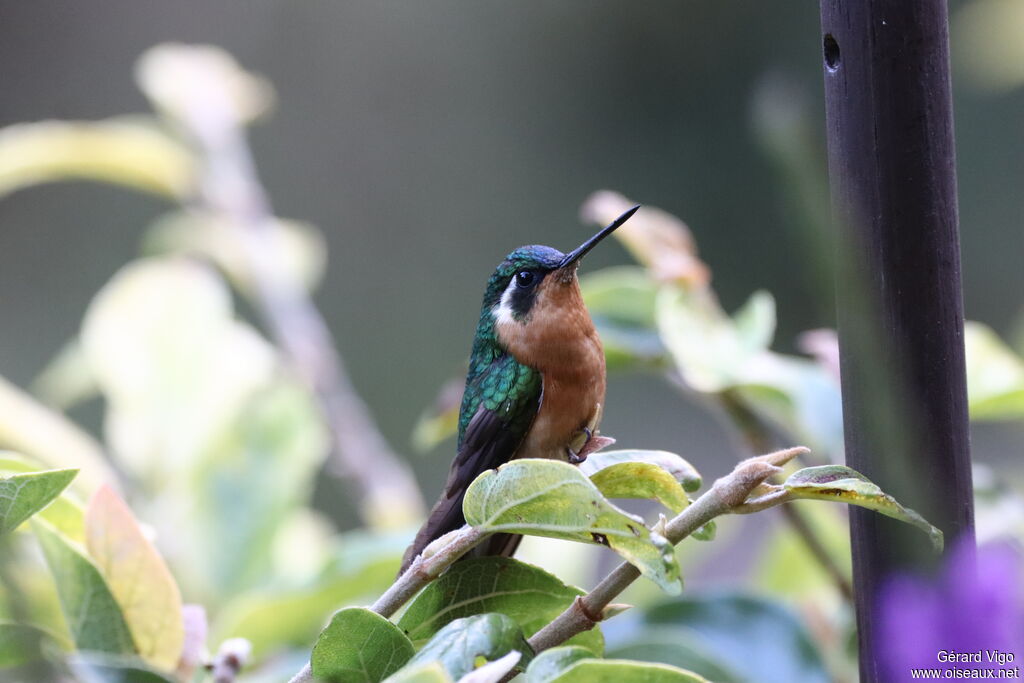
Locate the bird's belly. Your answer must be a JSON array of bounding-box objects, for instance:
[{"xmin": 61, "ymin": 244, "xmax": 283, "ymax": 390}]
[{"xmin": 514, "ymin": 373, "xmax": 604, "ymax": 461}]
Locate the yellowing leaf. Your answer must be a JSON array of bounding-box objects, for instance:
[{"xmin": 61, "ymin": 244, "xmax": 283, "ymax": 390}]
[
  {"xmin": 463, "ymin": 460, "xmax": 681, "ymax": 594},
  {"xmin": 0, "ymin": 118, "xmax": 193, "ymax": 200},
  {"xmin": 784, "ymin": 466, "xmax": 943, "ymax": 552},
  {"xmin": 85, "ymin": 485, "xmax": 184, "ymax": 670}
]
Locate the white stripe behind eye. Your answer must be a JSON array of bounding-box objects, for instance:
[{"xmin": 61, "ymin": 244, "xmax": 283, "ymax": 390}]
[{"xmin": 492, "ymin": 277, "xmax": 519, "ymax": 326}]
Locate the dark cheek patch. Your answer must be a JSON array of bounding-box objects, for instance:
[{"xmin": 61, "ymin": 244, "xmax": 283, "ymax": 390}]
[{"xmin": 510, "ymin": 275, "xmax": 544, "ymax": 320}]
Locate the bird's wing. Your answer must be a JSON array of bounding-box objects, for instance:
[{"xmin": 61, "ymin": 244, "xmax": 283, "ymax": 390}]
[{"xmin": 400, "ymin": 355, "xmax": 540, "ymax": 572}]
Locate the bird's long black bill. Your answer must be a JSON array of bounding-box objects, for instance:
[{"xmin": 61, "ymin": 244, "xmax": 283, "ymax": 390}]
[{"xmin": 558, "ymin": 204, "xmax": 640, "ymax": 269}]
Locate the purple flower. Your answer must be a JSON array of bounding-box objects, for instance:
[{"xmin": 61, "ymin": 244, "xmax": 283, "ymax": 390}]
[{"xmin": 876, "ymin": 539, "xmax": 1024, "ymax": 681}]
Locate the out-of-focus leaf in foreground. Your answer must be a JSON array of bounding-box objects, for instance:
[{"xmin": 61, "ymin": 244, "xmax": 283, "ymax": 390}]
[
  {"xmin": 610, "ymin": 593, "xmax": 828, "ymax": 683},
  {"xmin": 398, "ymin": 614, "xmax": 530, "ymax": 682},
  {"xmin": 526, "ymin": 645, "xmax": 708, "ymax": 683},
  {"xmin": 463, "ymin": 459, "xmax": 681, "ymax": 594},
  {"xmin": 0, "ymin": 117, "xmax": 193, "ymax": 200},
  {"xmin": 0, "ymin": 467, "xmax": 77, "ymax": 535},
  {"xmin": 311, "ymin": 607, "xmax": 414, "ymax": 683},
  {"xmin": 784, "ymin": 465, "xmax": 943, "ymax": 551},
  {"xmin": 81, "ymin": 257, "xmax": 277, "ymax": 480},
  {"xmin": 398, "ymin": 557, "xmax": 603, "ymax": 653},
  {"xmin": 0, "ymin": 453, "xmax": 86, "ymax": 542},
  {"xmin": 85, "ymin": 486, "xmax": 184, "ymax": 670},
  {"xmin": 143, "ymin": 210, "xmax": 326, "ymax": 295},
  {"xmin": 33, "ymin": 521, "xmax": 136, "ymax": 655},
  {"xmin": 963, "ymin": 321, "xmax": 1024, "ymax": 420}
]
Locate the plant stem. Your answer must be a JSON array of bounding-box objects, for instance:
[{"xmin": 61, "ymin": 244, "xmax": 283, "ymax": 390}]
[
  {"xmin": 173, "ymin": 70, "xmax": 426, "ymax": 528},
  {"xmin": 717, "ymin": 390, "xmax": 854, "ymax": 602},
  {"xmin": 287, "ymin": 525, "xmax": 489, "ymax": 683},
  {"xmin": 526, "ymin": 447, "xmax": 806, "ymax": 653}
]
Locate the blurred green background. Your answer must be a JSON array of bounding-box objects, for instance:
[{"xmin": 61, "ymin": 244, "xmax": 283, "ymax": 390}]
[{"xmin": 1, "ymin": 0, "xmax": 1021, "ymax": 528}]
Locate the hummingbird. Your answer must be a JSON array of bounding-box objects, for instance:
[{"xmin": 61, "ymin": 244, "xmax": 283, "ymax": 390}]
[{"xmin": 399, "ymin": 205, "xmax": 640, "ymax": 573}]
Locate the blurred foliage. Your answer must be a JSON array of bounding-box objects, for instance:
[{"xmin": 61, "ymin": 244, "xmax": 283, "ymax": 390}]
[{"xmin": 0, "ymin": 35, "xmax": 1021, "ymax": 683}]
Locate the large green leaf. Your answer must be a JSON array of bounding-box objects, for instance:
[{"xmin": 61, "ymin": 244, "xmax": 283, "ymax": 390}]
[
  {"xmin": 0, "ymin": 454, "xmax": 86, "ymax": 542},
  {"xmin": 463, "ymin": 459, "xmax": 680, "ymax": 594},
  {"xmin": 0, "ymin": 468, "xmax": 77, "ymax": 535},
  {"xmin": 311, "ymin": 607, "xmax": 415, "ymax": 683},
  {"xmin": 382, "ymin": 663, "xmax": 453, "ymax": 683},
  {"xmin": 784, "ymin": 465, "xmax": 943, "ymax": 551},
  {"xmin": 524, "ymin": 646, "xmax": 593, "ymax": 683},
  {"xmin": 397, "ymin": 557, "xmax": 603, "ymax": 653},
  {"xmin": 85, "ymin": 486, "xmax": 184, "ymax": 670},
  {"xmin": 607, "ymin": 630, "xmax": 743, "ymax": 683},
  {"xmin": 33, "ymin": 522, "xmax": 136, "ymax": 655},
  {"xmin": 213, "ymin": 530, "xmax": 404, "ymax": 657},
  {"xmin": 399, "ymin": 614, "xmax": 530, "ymax": 682},
  {"xmin": 626, "ymin": 593, "xmax": 829, "ymax": 683},
  {"xmin": 527, "ymin": 646, "xmax": 708, "ymax": 683}
]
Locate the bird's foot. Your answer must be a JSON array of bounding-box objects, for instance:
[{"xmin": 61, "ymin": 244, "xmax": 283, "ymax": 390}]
[{"xmin": 567, "ymin": 427, "xmax": 616, "ymax": 464}]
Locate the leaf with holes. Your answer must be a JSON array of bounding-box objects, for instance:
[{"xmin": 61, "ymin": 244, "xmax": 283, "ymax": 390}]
[
  {"xmin": 397, "ymin": 557, "xmax": 602, "ymax": 653},
  {"xmin": 784, "ymin": 465, "xmax": 943, "ymax": 551},
  {"xmin": 311, "ymin": 607, "xmax": 414, "ymax": 683},
  {"xmin": 33, "ymin": 521, "xmax": 135, "ymax": 655},
  {"xmin": 85, "ymin": 485, "xmax": 184, "ymax": 670},
  {"xmin": 0, "ymin": 467, "xmax": 77, "ymax": 535},
  {"xmin": 463, "ymin": 459, "xmax": 680, "ymax": 594}
]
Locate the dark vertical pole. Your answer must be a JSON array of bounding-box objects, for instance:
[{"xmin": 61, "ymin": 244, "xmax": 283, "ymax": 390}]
[{"xmin": 818, "ymin": 2, "xmax": 974, "ymax": 681}]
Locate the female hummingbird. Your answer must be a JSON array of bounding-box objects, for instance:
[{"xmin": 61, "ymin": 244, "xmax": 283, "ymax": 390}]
[{"xmin": 400, "ymin": 205, "xmax": 640, "ymax": 573}]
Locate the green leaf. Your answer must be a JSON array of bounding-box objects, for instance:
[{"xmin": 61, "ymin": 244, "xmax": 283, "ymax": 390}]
[
  {"xmin": 631, "ymin": 593, "xmax": 829, "ymax": 683},
  {"xmin": 33, "ymin": 521, "xmax": 136, "ymax": 655},
  {"xmin": 311, "ymin": 607, "xmax": 415, "ymax": 683},
  {"xmin": 0, "ymin": 468, "xmax": 77, "ymax": 534},
  {"xmin": 85, "ymin": 486, "xmax": 184, "ymax": 670},
  {"xmin": 656, "ymin": 287, "xmax": 776, "ymax": 393},
  {"xmin": 690, "ymin": 519, "xmax": 716, "ymax": 542},
  {"xmin": 213, "ymin": 529, "xmax": 404, "ymax": 657},
  {"xmin": 590, "ymin": 464, "xmax": 689, "ymax": 514},
  {"xmin": 398, "ymin": 557, "xmax": 603, "ymax": 653},
  {"xmin": 0, "ymin": 622, "xmax": 68, "ymax": 668},
  {"xmin": 0, "ymin": 454, "xmax": 86, "ymax": 542},
  {"xmin": 401, "ymin": 614, "xmax": 530, "ymax": 682},
  {"xmin": 608, "ymin": 630, "xmax": 743, "ymax": 683},
  {"xmin": 524, "ymin": 646, "xmax": 594, "ymax": 683},
  {"xmin": 535, "ymin": 658, "xmax": 708, "ymax": 683},
  {"xmin": 382, "ymin": 663, "xmax": 453, "ymax": 683},
  {"xmin": 579, "ymin": 450, "xmax": 701, "ymax": 493},
  {"xmin": 67, "ymin": 652, "xmax": 176, "ymax": 683},
  {"xmin": 964, "ymin": 321, "xmax": 1024, "ymax": 420},
  {"xmin": 580, "ymin": 267, "xmax": 667, "ymax": 370},
  {"xmin": 784, "ymin": 465, "xmax": 943, "ymax": 551},
  {"xmin": 463, "ymin": 459, "xmax": 681, "ymax": 594}
]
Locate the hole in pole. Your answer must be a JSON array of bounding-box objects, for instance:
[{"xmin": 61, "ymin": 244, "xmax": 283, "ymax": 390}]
[{"xmin": 823, "ymin": 33, "xmax": 841, "ymax": 71}]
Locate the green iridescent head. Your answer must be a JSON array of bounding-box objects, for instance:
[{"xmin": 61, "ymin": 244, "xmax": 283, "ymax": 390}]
[{"xmin": 480, "ymin": 205, "xmax": 639, "ymax": 323}]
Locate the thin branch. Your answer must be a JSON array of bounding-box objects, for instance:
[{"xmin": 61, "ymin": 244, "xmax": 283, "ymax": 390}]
[
  {"xmin": 717, "ymin": 390, "xmax": 854, "ymax": 602},
  {"xmin": 287, "ymin": 525, "xmax": 489, "ymax": 683},
  {"xmin": 526, "ymin": 447, "xmax": 807, "ymax": 653},
  {"xmin": 169, "ymin": 59, "xmax": 425, "ymax": 527}
]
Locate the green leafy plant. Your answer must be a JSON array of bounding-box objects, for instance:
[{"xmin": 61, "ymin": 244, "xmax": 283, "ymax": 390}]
[{"xmin": 1, "ymin": 42, "xmax": 1020, "ymax": 683}]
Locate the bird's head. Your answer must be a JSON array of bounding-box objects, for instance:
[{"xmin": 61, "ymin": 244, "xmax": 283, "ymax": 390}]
[{"xmin": 479, "ymin": 206, "xmax": 639, "ymax": 360}]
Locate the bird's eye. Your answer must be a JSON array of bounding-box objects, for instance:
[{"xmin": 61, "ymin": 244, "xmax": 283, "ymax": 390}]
[{"xmin": 515, "ymin": 270, "xmax": 536, "ymax": 288}]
